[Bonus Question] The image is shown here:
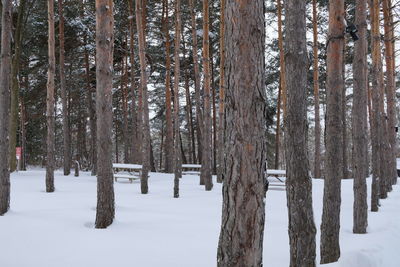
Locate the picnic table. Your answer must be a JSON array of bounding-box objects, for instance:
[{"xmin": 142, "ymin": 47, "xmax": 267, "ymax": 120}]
[
  {"xmin": 266, "ymin": 169, "xmax": 286, "ymax": 187},
  {"xmin": 112, "ymin": 163, "xmax": 143, "ymax": 183},
  {"xmin": 182, "ymin": 164, "xmax": 201, "ymax": 175}
]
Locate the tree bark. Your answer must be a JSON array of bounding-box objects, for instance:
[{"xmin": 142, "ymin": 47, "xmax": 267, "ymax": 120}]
[
  {"xmin": 217, "ymin": 0, "xmax": 266, "ymax": 265},
  {"xmin": 274, "ymin": 0, "xmax": 285, "ymax": 171},
  {"xmin": 128, "ymin": 0, "xmax": 140, "ymax": 164},
  {"xmin": 0, "ymin": 0, "xmax": 12, "ymax": 215},
  {"xmin": 173, "ymin": 0, "xmax": 182, "ymax": 198},
  {"xmin": 9, "ymin": 0, "xmax": 26, "ymax": 173},
  {"xmin": 217, "ymin": 0, "xmax": 225, "ymax": 183},
  {"xmin": 59, "ymin": 0, "xmax": 71, "ymax": 176},
  {"xmin": 342, "ymin": 41, "xmax": 348, "ymax": 180},
  {"xmin": 163, "ymin": 0, "xmax": 174, "ymax": 173},
  {"xmin": 189, "ymin": 0, "xmax": 202, "ymax": 164},
  {"xmin": 284, "ymin": 1, "xmax": 317, "ymax": 266},
  {"xmin": 121, "ymin": 52, "xmax": 130, "ymax": 163},
  {"xmin": 382, "ymin": 0, "xmax": 397, "ymax": 187},
  {"xmin": 352, "ymin": 0, "xmax": 368, "ymax": 234},
  {"xmin": 136, "ymin": 0, "xmax": 150, "ymax": 194},
  {"xmin": 95, "ymin": 0, "xmax": 115, "ymax": 229},
  {"xmin": 369, "ymin": 0, "xmax": 384, "ymax": 211},
  {"xmin": 312, "ymin": 0, "xmax": 321, "ymax": 178},
  {"xmin": 200, "ymin": 0, "xmax": 213, "ymax": 191},
  {"xmin": 320, "ymin": 0, "xmax": 345, "ymax": 263},
  {"xmin": 46, "ymin": 0, "xmax": 56, "ymax": 193}
]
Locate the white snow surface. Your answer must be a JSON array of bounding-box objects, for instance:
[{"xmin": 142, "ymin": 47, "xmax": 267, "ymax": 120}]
[{"xmin": 1, "ymin": 170, "xmax": 399, "ymax": 267}]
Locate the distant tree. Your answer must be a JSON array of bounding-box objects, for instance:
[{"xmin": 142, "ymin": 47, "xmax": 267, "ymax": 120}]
[
  {"xmin": 0, "ymin": 0, "xmax": 12, "ymax": 215},
  {"xmin": 312, "ymin": 0, "xmax": 321, "ymax": 178},
  {"xmin": 217, "ymin": 0, "xmax": 266, "ymax": 265},
  {"xmin": 46, "ymin": 0, "xmax": 56, "ymax": 193},
  {"xmin": 216, "ymin": 0, "xmax": 225, "ymax": 183},
  {"xmin": 320, "ymin": 0, "xmax": 345, "ymax": 263},
  {"xmin": 190, "ymin": 0, "xmax": 202, "ymax": 164},
  {"xmin": 9, "ymin": 0, "xmax": 27, "ymax": 173},
  {"xmin": 136, "ymin": 0, "xmax": 151, "ymax": 194},
  {"xmin": 274, "ymin": 0, "xmax": 285, "ymax": 170},
  {"xmin": 382, "ymin": 0, "xmax": 397, "ymax": 188},
  {"xmin": 173, "ymin": 0, "xmax": 182, "ymax": 198},
  {"xmin": 200, "ymin": 0, "xmax": 213, "ymax": 191},
  {"xmin": 369, "ymin": 0, "xmax": 385, "ymax": 210},
  {"xmin": 163, "ymin": 0, "xmax": 174, "ymax": 173},
  {"xmin": 95, "ymin": 0, "xmax": 115, "ymax": 229},
  {"xmin": 352, "ymin": 0, "xmax": 368, "ymax": 234},
  {"xmin": 59, "ymin": 0, "xmax": 72, "ymax": 176}
]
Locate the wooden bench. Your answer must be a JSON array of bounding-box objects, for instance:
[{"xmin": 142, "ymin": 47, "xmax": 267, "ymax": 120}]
[
  {"xmin": 112, "ymin": 163, "xmax": 143, "ymax": 183},
  {"xmin": 182, "ymin": 164, "xmax": 201, "ymax": 176}
]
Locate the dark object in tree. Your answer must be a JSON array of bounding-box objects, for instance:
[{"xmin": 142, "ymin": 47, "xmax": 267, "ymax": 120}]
[
  {"xmin": 346, "ymin": 22, "xmax": 359, "ymax": 41},
  {"xmin": 74, "ymin": 160, "xmax": 80, "ymax": 177},
  {"xmin": 217, "ymin": 0, "xmax": 266, "ymax": 265}
]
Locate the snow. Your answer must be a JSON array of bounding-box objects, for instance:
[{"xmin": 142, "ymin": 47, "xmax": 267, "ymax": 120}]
[{"xmin": 0, "ymin": 170, "xmax": 399, "ymax": 267}]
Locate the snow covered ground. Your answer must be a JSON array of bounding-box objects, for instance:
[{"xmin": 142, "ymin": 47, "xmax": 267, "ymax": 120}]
[{"xmin": 0, "ymin": 170, "xmax": 399, "ymax": 267}]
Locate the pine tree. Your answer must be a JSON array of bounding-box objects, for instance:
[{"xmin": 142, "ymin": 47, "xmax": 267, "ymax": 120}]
[
  {"xmin": 163, "ymin": 0, "xmax": 174, "ymax": 173},
  {"xmin": 200, "ymin": 0, "xmax": 213, "ymax": 191},
  {"xmin": 312, "ymin": 0, "xmax": 321, "ymax": 178},
  {"xmin": 59, "ymin": 0, "xmax": 72, "ymax": 176},
  {"xmin": 352, "ymin": 0, "xmax": 368, "ymax": 234},
  {"xmin": 95, "ymin": 0, "xmax": 115, "ymax": 229},
  {"xmin": 173, "ymin": 0, "xmax": 182, "ymax": 198},
  {"xmin": 217, "ymin": 0, "xmax": 266, "ymax": 265},
  {"xmin": 0, "ymin": 0, "xmax": 12, "ymax": 215},
  {"xmin": 136, "ymin": 0, "xmax": 151, "ymax": 194},
  {"xmin": 46, "ymin": 0, "xmax": 56, "ymax": 193},
  {"xmin": 320, "ymin": 0, "xmax": 345, "ymax": 263},
  {"xmin": 284, "ymin": 1, "xmax": 317, "ymax": 266}
]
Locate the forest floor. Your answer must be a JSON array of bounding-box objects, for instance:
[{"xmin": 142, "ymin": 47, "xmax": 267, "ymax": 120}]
[{"xmin": 0, "ymin": 168, "xmax": 399, "ymax": 267}]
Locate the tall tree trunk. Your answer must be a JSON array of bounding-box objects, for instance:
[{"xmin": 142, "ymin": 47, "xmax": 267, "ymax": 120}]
[
  {"xmin": 128, "ymin": 0, "xmax": 140, "ymax": 164},
  {"xmin": 159, "ymin": 120, "xmax": 164, "ymax": 169},
  {"xmin": 211, "ymin": 46, "xmax": 217, "ymax": 175},
  {"xmin": 342, "ymin": 41, "xmax": 348, "ymax": 180},
  {"xmin": 173, "ymin": 0, "xmax": 182, "ymax": 198},
  {"xmin": 312, "ymin": 0, "xmax": 321, "ymax": 178},
  {"xmin": 136, "ymin": 0, "xmax": 150, "ymax": 194},
  {"xmin": 95, "ymin": 0, "xmax": 115, "ymax": 229},
  {"xmin": 217, "ymin": 0, "xmax": 225, "ymax": 183},
  {"xmin": 217, "ymin": 1, "xmax": 266, "ymax": 265},
  {"xmin": 0, "ymin": 0, "xmax": 12, "ymax": 215},
  {"xmin": 320, "ymin": 0, "xmax": 345, "ymax": 263},
  {"xmin": 275, "ymin": 0, "xmax": 285, "ymax": 170},
  {"xmin": 284, "ymin": 1, "xmax": 317, "ymax": 266},
  {"xmin": 382, "ymin": 0, "xmax": 397, "ymax": 187},
  {"xmin": 163, "ymin": 0, "xmax": 174, "ymax": 173},
  {"xmin": 189, "ymin": 0, "xmax": 202, "ymax": 164},
  {"xmin": 275, "ymin": 78, "xmax": 283, "ymax": 170},
  {"xmin": 20, "ymin": 95, "xmax": 27, "ymax": 171},
  {"xmin": 352, "ymin": 0, "xmax": 368, "ymax": 234},
  {"xmin": 200, "ymin": 0, "xmax": 213, "ymax": 191},
  {"xmin": 369, "ymin": 0, "xmax": 384, "ymax": 211},
  {"xmin": 46, "ymin": 0, "xmax": 56, "ymax": 193},
  {"xmin": 84, "ymin": 40, "xmax": 97, "ymax": 176},
  {"xmin": 59, "ymin": 0, "xmax": 71, "ymax": 176},
  {"xmin": 122, "ymin": 52, "xmax": 130, "ymax": 163},
  {"xmin": 9, "ymin": 0, "xmax": 26, "ymax": 173},
  {"xmin": 182, "ymin": 32, "xmax": 195, "ymax": 163}
]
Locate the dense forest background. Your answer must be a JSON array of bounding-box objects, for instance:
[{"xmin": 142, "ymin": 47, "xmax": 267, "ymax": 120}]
[{"xmin": 5, "ymin": 0, "xmax": 400, "ymax": 174}]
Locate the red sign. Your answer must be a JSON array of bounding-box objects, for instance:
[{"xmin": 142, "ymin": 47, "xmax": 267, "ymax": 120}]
[{"xmin": 16, "ymin": 147, "xmax": 22, "ymax": 159}]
